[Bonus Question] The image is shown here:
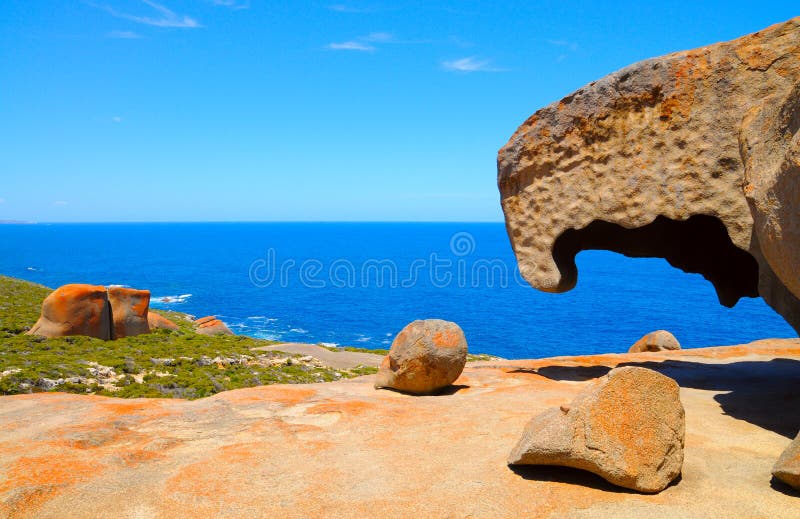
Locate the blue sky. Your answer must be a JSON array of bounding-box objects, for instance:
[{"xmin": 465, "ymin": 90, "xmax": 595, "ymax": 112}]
[{"xmin": 0, "ymin": 1, "xmax": 796, "ymax": 222}]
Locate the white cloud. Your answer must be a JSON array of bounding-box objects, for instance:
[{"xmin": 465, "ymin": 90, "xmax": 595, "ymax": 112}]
[
  {"xmin": 91, "ymin": 1, "xmax": 201, "ymax": 28},
  {"xmin": 327, "ymin": 41, "xmax": 375, "ymax": 51},
  {"xmin": 547, "ymin": 39, "xmax": 579, "ymax": 51},
  {"xmin": 327, "ymin": 4, "xmax": 371, "ymax": 13},
  {"xmin": 107, "ymin": 30, "xmax": 141, "ymax": 39},
  {"xmin": 442, "ymin": 56, "xmax": 505, "ymax": 73},
  {"xmin": 0, "ymin": 198, "xmax": 5, "ymax": 204},
  {"xmin": 112, "ymin": 116, "xmax": 122, "ymax": 123},
  {"xmin": 326, "ymin": 32, "xmax": 397, "ymax": 51},
  {"xmin": 53, "ymin": 201, "xmax": 68, "ymax": 206},
  {"xmin": 211, "ymin": 0, "xmax": 249, "ymax": 9}
]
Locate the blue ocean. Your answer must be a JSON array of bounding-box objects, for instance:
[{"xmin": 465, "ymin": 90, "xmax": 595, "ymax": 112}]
[{"xmin": 0, "ymin": 223, "xmax": 794, "ymax": 359}]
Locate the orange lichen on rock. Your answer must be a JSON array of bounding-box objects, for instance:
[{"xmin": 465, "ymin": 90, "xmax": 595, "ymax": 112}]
[
  {"xmin": 26, "ymin": 284, "xmax": 111, "ymax": 339},
  {"xmin": 108, "ymin": 286, "xmax": 150, "ymax": 338},
  {"xmin": 374, "ymin": 319, "xmax": 468, "ymax": 394}
]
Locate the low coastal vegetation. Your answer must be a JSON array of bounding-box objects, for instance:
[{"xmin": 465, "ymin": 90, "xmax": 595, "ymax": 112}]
[{"xmin": 0, "ymin": 275, "xmax": 378, "ymax": 399}]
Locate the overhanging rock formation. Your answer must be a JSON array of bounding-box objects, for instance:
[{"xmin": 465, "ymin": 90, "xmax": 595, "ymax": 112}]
[{"xmin": 497, "ymin": 17, "xmax": 800, "ymax": 331}]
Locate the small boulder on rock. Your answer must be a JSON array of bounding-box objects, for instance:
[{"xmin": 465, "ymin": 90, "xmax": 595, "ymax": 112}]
[
  {"xmin": 773, "ymin": 431, "xmax": 800, "ymax": 490},
  {"xmin": 374, "ymin": 319, "xmax": 467, "ymax": 395},
  {"xmin": 508, "ymin": 366, "xmax": 685, "ymax": 493},
  {"xmin": 147, "ymin": 312, "xmax": 180, "ymax": 331},
  {"xmin": 27, "ymin": 284, "xmax": 111, "ymax": 340},
  {"xmin": 629, "ymin": 330, "xmax": 681, "ymax": 353},
  {"xmin": 195, "ymin": 317, "xmax": 233, "ymax": 336},
  {"xmin": 108, "ymin": 287, "xmax": 150, "ymax": 338}
]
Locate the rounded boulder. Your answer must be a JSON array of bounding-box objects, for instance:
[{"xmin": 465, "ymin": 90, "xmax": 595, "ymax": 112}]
[
  {"xmin": 374, "ymin": 319, "xmax": 467, "ymax": 395},
  {"xmin": 629, "ymin": 330, "xmax": 681, "ymax": 353}
]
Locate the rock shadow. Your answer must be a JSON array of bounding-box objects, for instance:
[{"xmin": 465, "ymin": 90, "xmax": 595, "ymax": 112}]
[
  {"xmin": 532, "ymin": 357, "xmax": 800, "ymax": 438},
  {"xmin": 508, "ymin": 464, "xmax": 677, "ymax": 494},
  {"xmin": 375, "ymin": 384, "xmax": 470, "ymax": 396},
  {"xmin": 770, "ymin": 476, "xmax": 800, "ymax": 497}
]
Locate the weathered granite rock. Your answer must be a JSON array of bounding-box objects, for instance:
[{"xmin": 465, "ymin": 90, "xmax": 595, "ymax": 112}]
[
  {"xmin": 508, "ymin": 366, "xmax": 685, "ymax": 493},
  {"xmin": 147, "ymin": 311, "xmax": 180, "ymax": 331},
  {"xmin": 497, "ymin": 17, "xmax": 800, "ymax": 331},
  {"xmin": 195, "ymin": 315, "xmax": 217, "ymax": 326},
  {"xmin": 773, "ymin": 431, "xmax": 800, "ymax": 490},
  {"xmin": 108, "ymin": 287, "xmax": 150, "ymax": 339},
  {"xmin": 374, "ymin": 319, "xmax": 467, "ymax": 394},
  {"xmin": 26, "ymin": 284, "xmax": 111, "ymax": 340},
  {"xmin": 196, "ymin": 318, "xmax": 233, "ymax": 336},
  {"xmin": 629, "ymin": 330, "xmax": 681, "ymax": 353}
]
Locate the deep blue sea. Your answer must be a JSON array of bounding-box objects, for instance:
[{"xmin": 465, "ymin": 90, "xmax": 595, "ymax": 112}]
[{"xmin": 0, "ymin": 223, "xmax": 794, "ymax": 359}]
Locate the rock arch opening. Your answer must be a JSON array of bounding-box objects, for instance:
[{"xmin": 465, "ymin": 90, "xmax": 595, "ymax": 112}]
[{"xmin": 551, "ymin": 215, "xmax": 760, "ymax": 307}]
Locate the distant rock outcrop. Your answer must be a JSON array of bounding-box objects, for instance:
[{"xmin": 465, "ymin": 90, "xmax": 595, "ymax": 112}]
[
  {"xmin": 629, "ymin": 330, "xmax": 681, "ymax": 353},
  {"xmin": 27, "ymin": 284, "xmax": 111, "ymax": 340},
  {"xmin": 195, "ymin": 317, "xmax": 233, "ymax": 336},
  {"xmin": 497, "ymin": 17, "xmax": 800, "ymax": 332},
  {"xmin": 374, "ymin": 319, "xmax": 467, "ymax": 394},
  {"xmin": 27, "ymin": 284, "xmax": 187, "ymax": 340},
  {"xmin": 147, "ymin": 312, "xmax": 180, "ymax": 331},
  {"xmin": 508, "ymin": 366, "xmax": 685, "ymax": 493},
  {"xmin": 773, "ymin": 431, "xmax": 800, "ymax": 490},
  {"xmin": 108, "ymin": 287, "xmax": 150, "ymax": 338}
]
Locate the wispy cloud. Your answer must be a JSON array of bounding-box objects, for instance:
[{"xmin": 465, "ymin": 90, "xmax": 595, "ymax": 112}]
[
  {"xmin": 547, "ymin": 39, "xmax": 579, "ymax": 51},
  {"xmin": 107, "ymin": 30, "xmax": 141, "ymax": 39},
  {"xmin": 327, "ymin": 41, "xmax": 375, "ymax": 51},
  {"xmin": 326, "ymin": 32, "xmax": 398, "ymax": 51},
  {"xmin": 91, "ymin": 1, "xmax": 201, "ymax": 28},
  {"xmin": 327, "ymin": 4, "xmax": 372, "ymax": 13},
  {"xmin": 442, "ymin": 56, "xmax": 505, "ymax": 73},
  {"xmin": 211, "ymin": 0, "xmax": 249, "ymax": 9},
  {"xmin": 53, "ymin": 201, "xmax": 68, "ymax": 207},
  {"xmin": 112, "ymin": 116, "xmax": 123, "ymax": 123},
  {"xmin": 0, "ymin": 198, "xmax": 6, "ymax": 204},
  {"xmin": 547, "ymin": 39, "xmax": 579, "ymax": 62}
]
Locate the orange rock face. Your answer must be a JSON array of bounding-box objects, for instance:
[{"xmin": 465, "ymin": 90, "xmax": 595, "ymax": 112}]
[
  {"xmin": 0, "ymin": 340, "xmax": 799, "ymax": 517},
  {"xmin": 108, "ymin": 287, "xmax": 151, "ymax": 339},
  {"xmin": 26, "ymin": 284, "xmax": 111, "ymax": 340},
  {"xmin": 147, "ymin": 312, "xmax": 180, "ymax": 331},
  {"xmin": 508, "ymin": 366, "xmax": 685, "ymax": 493},
  {"xmin": 628, "ymin": 330, "xmax": 681, "ymax": 353},
  {"xmin": 196, "ymin": 318, "xmax": 233, "ymax": 336}
]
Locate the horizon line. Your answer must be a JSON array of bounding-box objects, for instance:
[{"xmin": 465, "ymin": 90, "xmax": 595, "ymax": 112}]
[{"xmin": 0, "ymin": 219, "xmax": 507, "ymax": 225}]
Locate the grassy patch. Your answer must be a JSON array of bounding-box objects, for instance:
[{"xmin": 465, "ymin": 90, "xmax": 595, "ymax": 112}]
[
  {"xmin": 0, "ymin": 276, "xmax": 376, "ymax": 399},
  {"xmin": 319, "ymin": 344, "xmax": 389, "ymax": 356},
  {"xmin": 0, "ymin": 275, "xmax": 51, "ymax": 337}
]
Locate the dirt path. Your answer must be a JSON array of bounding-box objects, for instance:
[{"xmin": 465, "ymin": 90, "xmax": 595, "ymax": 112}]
[{"xmin": 252, "ymin": 342, "xmax": 384, "ymax": 369}]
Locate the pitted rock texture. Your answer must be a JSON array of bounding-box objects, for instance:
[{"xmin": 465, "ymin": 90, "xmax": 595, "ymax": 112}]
[
  {"xmin": 108, "ymin": 287, "xmax": 150, "ymax": 338},
  {"xmin": 497, "ymin": 17, "xmax": 800, "ymax": 331},
  {"xmin": 26, "ymin": 284, "xmax": 111, "ymax": 340},
  {"xmin": 629, "ymin": 330, "xmax": 681, "ymax": 353},
  {"xmin": 374, "ymin": 319, "xmax": 467, "ymax": 394},
  {"xmin": 508, "ymin": 366, "xmax": 685, "ymax": 493},
  {"xmin": 773, "ymin": 431, "xmax": 800, "ymax": 490}
]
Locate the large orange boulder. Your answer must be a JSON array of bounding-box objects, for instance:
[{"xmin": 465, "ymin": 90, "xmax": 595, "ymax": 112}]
[
  {"xmin": 27, "ymin": 284, "xmax": 111, "ymax": 340},
  {"xmin": 147, "ymin": 312, "xmax": 180, "ymax": 331},
  {"xmin": 508, "ymin": 366, "xmax": 685, "ymax": 493},
  {"xmin": 195, "ymin": 317, "xmax": 233, "ymax": 336},
  {"xmin": 374, "ymin": 319, "xmax": 468, "ymax": 394},
  {"xmin": 107, "ymin": 287, "xmax": 150, "ymax": 338}
]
